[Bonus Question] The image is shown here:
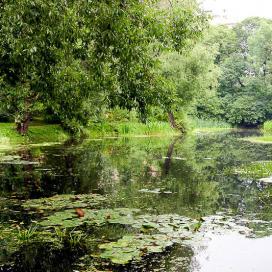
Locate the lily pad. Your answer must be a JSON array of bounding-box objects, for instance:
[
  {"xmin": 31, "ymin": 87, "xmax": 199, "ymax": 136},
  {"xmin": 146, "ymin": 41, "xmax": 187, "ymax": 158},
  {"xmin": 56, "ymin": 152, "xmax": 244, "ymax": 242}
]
[
  {"xmin": 23, "ymin": 194, "xmax": 107, "ymax": 212},
  {"xmin": 40, "ymin": 208, "xmax": 140, "ymax": 228},
  {"xmin": 97, "ymin": 234, "xmax": 174, "ymax": 265}
]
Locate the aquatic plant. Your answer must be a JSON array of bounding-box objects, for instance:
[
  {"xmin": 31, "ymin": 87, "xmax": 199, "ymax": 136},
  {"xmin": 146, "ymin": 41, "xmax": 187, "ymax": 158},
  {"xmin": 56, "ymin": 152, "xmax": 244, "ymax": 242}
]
[
  {"xmin": 54, "ymin": 227, "xmax": 87, "ymax": 248},
  {"xmin": 23, "ymin": 194, "xmax": 107, "ymax": 212},
  {"xmin": 235, "ymin": 161, "xmax": 272, "ymax": 179},
  {"xmin": 15, "ymin": 225, "xmax": 38, "ymax": 243},
  {"xmin": 96, "ymin": 234, "xmax": 174, "ymax": 265},
  {"xmin": 39, "ymin": 208, "xmax": 141, "ymax": 228}
]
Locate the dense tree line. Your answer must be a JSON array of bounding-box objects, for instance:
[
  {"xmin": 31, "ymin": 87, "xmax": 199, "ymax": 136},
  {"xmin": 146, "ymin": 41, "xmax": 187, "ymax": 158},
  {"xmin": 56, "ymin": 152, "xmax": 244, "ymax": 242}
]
[
  {"xmin": 0, "ymin": 0, "xmax": 208, "ymax": 135},
  {"xmin": 195, "ymin": 17, "xmax": 272, "ymax": 127},
  {"xmin": 3, "ymin": 0, "xmax": 270, "ymax": 134}
]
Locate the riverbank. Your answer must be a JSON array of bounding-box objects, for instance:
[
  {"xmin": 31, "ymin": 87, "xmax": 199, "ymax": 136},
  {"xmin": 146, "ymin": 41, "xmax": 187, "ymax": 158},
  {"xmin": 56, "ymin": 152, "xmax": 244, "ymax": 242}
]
[
  {"xmin": 243, "ymin": 121, "xmax": 272, "ymax": 143},
  {"xmin": 0, "ymin": 120, "xmax": 234, "ymax": 150},
  {"xmin": 0, "ymin": 123, "xmax": 69, "ymax": 150},
  {"xmin": 87, "ymin": 121, "xmax": 179, "ymax": 138},
  {"xmin": 245, "ymin": 121, "xmax": 272, "ymax": 143},
  {"xmin": 0, "ymin": 121, "xmax": 179, "ymax": 149}
]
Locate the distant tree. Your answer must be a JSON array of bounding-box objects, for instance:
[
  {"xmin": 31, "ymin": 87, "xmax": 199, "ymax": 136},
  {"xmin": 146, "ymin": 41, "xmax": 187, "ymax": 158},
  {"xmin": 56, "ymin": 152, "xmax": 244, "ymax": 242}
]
[
  {"xmin": 160, "ymin": 43, "xmax": 219, "ymax": 128},
  {"xmin": 248, "ymin": 21, "xmax": 272, "ymax": 78},
  {"xmin": 196, "ymin": 17, "xmax": 272, "ymax": 127},
  {"xmin": 204, "ymin": 25, "xmax": 238, "ymax": 64}
]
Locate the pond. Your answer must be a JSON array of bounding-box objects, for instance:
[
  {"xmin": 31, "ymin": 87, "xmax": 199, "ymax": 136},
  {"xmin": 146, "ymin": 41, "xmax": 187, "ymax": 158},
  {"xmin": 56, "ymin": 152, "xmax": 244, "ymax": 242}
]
[{"xmin": 1, "ymin": 130, "xmax": 272, "ymax": 271}]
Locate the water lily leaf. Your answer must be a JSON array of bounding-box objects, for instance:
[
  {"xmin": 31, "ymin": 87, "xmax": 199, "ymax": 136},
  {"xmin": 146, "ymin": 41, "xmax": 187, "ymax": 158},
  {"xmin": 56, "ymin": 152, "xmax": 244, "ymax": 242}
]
[
  {"xmin": 23, "ymin": 194, "xmax": 107, "ymax": 212},
  {"xmin": 96, "ymin": 234, "xmax": 174, "ymax": 265}
]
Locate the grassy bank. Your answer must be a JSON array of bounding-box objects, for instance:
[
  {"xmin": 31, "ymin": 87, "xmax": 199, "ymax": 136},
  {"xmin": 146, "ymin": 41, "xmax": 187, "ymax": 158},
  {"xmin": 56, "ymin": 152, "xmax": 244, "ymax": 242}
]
[
  {"xmin": 87, "ymin": 121, "xmax": 179, "ymax": 138},
  {"xmin": 263, "ymin": 121, "xmax": 272, "ymax": 133},
  {"xmin": 0, "ymin": 121, "xmax": 179, "ymax": 149},
  {"xmin": 243, "ymin": 120, "xmax": 272, "ymax": 143},
  {"xmin": 1, "ymin": 118, "xmax": 234, "ymax": 150},
  {"xmin": 0, "ymin": 123, "xmax": 69, "ymax": 150},
  {"xmin": 191, "ymin": 118, "xmax": 232, "ymax": 132}
]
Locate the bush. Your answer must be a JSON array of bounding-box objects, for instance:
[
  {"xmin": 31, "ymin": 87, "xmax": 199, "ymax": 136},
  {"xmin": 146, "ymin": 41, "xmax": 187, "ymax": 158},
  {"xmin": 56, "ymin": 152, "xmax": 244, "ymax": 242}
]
[{"xmin": 263, "ymin": 120, "xmax": 272, "ymax": 133}]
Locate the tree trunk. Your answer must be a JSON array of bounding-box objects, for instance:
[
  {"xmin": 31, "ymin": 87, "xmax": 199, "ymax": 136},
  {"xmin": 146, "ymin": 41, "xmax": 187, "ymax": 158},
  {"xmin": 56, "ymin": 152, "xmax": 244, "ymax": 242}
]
[
  {"xmin": 168, "ymin": 111, "xmax": 178, "ymax": 129},
  {"xmin": 16, "ymin": 114, "xmax": 30, "ymax": 135}
]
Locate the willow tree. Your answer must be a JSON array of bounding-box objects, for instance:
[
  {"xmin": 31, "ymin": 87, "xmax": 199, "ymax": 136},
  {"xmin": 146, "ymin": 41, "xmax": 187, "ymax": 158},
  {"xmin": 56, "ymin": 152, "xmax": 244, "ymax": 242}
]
[
  {"xmin": 0, "ymin": 0, "xmax": 208, "ymax": 134},
  {"xmin": 0, "ymin": 0, "xmax": 98, "ymax": 134}
]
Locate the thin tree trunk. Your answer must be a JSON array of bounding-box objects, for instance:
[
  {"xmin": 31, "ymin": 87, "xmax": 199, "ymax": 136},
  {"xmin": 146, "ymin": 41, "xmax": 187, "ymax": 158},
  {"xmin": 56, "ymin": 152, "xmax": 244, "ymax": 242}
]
[
  {"xmin": 16, "ymin": 114, "xmax": 30, "ymax": 135},
  {"xmin": 168, "ymin": 111, "xmax": 178, "ymax": 129}
]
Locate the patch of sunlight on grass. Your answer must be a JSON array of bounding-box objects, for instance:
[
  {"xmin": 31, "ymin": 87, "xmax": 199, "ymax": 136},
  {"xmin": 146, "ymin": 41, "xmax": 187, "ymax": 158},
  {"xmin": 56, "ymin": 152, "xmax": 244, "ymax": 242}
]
[
  {"xmin": 242, "ymin": 136, "xmax": 272, "ymax": 144},
  {"xmin": 0, "ymin": 123, "xmax": 69, "ymax": 146}
]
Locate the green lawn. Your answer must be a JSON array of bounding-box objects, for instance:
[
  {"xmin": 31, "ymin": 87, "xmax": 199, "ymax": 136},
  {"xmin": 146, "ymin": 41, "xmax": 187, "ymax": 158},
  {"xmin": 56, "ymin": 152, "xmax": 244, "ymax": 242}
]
[{"xmin": 0, "ymin": 123, "xmax": 69, "ymax": 150}]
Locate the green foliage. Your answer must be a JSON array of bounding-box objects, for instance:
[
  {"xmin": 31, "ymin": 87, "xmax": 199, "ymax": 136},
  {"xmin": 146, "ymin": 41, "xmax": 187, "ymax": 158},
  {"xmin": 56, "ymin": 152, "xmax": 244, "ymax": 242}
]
[
  {"xmin": 191, "ymin": 118, "xmax": 231, "ymax": 129},
  {"xmin": 235, "ymin": 161, "xmax": 272, "ymax": 180},
  {"xmin": 0, "ymin": 0, "xmax": 98, "ymax": 134},
  {"xmin": 0, "ymin": 123, "xmax": 68, "ymax": 147},
  {"xmin": 0, "ymin": 0, "xmax": 209, "ymax": 134},
  {"xmin": 263, "ymin": 121, "xmax": 272, "ymax": 133},
  {"xmin": 204, "ymin": 25, "xmax": 238, "ymax": 64},
  {"xmin": 198, "ymin": 18, "xmax": 272, "ymax": 127},
  {"xmin": 224, "ymin": 95, "xmax": 268, "ymax": 127},
  {"xmin": 88, "ymin": 121, "xmax": 177, "ymax": 138},
  {"xmin": 159, "ymin": 42, "xmax": 219, "ymax": 125},
  {"xmin": 15, "ymin": 225, "xmax": 38, "ymax": 244}
]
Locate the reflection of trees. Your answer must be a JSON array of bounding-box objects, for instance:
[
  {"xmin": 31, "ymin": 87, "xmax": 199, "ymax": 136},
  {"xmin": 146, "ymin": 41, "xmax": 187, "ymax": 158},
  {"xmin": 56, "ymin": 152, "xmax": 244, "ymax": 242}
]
[
  {"xmin": 163, "ymin": 137, "xmax": 180, "ymax": 176},
  {"xmin": 0, "ymin": 148, "xmax": 43, "ymax": 198},
  {"xmin": 132, "ymin": 244, "xmax": 195, "ymax": 272},
  {"xmin": 193, "ymin": 131, "xmax": 272, "ymax": 223},
  {"xmin": 1, "ymin": 131, "xmax": 272, "ymax": 221}
]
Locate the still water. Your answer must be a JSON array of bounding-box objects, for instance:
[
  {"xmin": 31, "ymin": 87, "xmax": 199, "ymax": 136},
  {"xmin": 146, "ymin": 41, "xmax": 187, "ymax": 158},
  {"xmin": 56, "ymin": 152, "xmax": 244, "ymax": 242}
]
[{"xmin": 1, "ymin": 130, "xmax": 272, "ymax": 271}]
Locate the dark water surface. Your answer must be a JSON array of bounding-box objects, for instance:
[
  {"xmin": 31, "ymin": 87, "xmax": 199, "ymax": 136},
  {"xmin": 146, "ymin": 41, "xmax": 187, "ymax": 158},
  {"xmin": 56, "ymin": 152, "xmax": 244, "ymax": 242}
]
[{"xmin": 1, "ymin": 130, "xmax": 272, "ymax": 271}]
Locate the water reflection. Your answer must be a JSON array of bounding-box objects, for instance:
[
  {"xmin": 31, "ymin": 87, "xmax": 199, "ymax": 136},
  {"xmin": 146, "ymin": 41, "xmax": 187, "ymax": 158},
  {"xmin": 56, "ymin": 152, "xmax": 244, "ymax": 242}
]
[
  {"xmin": 193, "ymin": 233, "xmax": 272, "ymax": 272},
  {"xmin": 1, "ymin": 130, "xmax": 272, "ymax": 270}
]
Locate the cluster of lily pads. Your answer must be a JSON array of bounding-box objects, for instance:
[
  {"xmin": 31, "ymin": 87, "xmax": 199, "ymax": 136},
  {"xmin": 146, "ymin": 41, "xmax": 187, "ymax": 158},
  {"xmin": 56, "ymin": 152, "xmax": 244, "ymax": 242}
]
[
  {"xmin": 19, "ymin": 193, "xmax": 200, "ymax": 268},
  {"xmin": 22, "ymin": 194, "xmax": 107, "ymax": 212},
  {"xmin": 0, "ymin": 193, "xmax": 255, "ymax": 271}
]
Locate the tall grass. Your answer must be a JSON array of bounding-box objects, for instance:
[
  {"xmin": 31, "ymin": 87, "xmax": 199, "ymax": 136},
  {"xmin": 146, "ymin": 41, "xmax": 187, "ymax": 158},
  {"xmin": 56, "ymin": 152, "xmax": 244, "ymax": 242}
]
[
  {"xmin": 191, "ymin": 118, "xmax": 231, "ymax": 129},
  {"xmin": 87, "ymin": 121, "xmax": 178, "ymax": 138}
]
